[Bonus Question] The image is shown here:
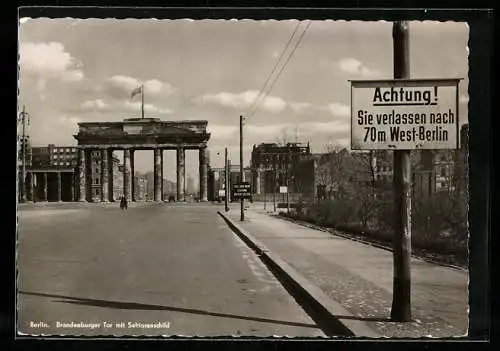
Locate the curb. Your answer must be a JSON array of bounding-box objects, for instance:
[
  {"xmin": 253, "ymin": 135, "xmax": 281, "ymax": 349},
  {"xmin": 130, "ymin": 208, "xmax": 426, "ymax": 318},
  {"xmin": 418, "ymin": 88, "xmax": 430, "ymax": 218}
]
[{"xmin": 218, "ymin": 211, "xmax": 380, "ymax": 338}]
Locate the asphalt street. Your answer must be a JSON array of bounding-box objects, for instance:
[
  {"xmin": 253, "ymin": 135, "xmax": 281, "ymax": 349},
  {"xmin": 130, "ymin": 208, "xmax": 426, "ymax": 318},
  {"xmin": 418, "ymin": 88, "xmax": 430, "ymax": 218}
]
[{"xmin": 17, "ymin": 202, "xmax": 324, "ymax": 337}]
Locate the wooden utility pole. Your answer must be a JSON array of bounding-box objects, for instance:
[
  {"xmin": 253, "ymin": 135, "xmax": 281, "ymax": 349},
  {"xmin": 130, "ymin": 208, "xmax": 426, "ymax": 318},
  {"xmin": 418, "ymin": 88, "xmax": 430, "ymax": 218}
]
[
  {"xmin": 227, "ymin": 159, "xmax": 232, "ymax": 203},
  {"xmin": 286, "ymin": 148, "xmax": 291, "ymax": 215},
  {"xmin": 240, "ymin": 115, "xmax": 245, "ymax": 221},
  {"xmin": 391, "ymin": 21, "xmax": 412, "ymax": 322},
  {"xmin": 273, "ymin": 163, "xmax": 277, "ymax": 212},
  {"xmin": 18, "ymin": 105, "xmax": 30, "ymax": 203},
  {"xmin": 225, "ymin": 147, "xmax": 229, "ymax": 212}
]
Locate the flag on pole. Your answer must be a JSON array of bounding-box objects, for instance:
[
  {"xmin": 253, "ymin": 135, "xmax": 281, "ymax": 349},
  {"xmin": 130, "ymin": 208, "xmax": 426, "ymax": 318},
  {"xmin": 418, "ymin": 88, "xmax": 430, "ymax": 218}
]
[
  {"xmin": 130, "ymin": 86, "xmax": 143, "ymax": 100},
  {"xmin": 130, "ymin": 85, "xmax": 145, "ymax": 118}
]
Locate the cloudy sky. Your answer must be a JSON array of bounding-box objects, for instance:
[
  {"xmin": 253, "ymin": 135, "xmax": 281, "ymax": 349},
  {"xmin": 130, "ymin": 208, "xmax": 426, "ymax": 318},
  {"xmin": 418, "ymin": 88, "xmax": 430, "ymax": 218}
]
[{"xmin": 18, "ymin": 18, "xmax": 469, "ymax": 182}]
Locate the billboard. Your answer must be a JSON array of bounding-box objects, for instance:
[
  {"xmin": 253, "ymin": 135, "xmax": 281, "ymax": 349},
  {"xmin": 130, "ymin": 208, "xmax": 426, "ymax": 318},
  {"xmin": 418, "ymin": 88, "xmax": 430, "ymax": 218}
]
[{"xmin": 350, "ymin": 79, "xmax": 461, "ymax": 150}]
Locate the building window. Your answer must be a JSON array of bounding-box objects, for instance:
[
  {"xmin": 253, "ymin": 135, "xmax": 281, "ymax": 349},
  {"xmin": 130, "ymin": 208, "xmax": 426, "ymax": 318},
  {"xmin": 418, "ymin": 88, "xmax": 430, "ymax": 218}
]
[
  {"xmin": 94, "ymin": 178, "xmax": 100, "ymax": 185},
  {"xmin": 440, "ymin": 167, "xmax": 446, "ymax": 177}
]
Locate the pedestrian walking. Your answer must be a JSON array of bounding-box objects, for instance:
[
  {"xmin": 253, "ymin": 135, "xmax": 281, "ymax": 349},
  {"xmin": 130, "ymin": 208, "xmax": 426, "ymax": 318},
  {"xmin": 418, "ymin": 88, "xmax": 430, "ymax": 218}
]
[{"xmin": 120, "ymin": 196, "xmax": 128, "ymax": 210}]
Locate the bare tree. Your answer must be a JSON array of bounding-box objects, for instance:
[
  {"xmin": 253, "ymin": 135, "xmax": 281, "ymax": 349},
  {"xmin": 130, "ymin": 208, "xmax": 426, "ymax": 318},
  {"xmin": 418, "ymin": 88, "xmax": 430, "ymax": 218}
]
[
  {"xmin": 322, "ymin": 144, "xmax": 350, "ymax": 200},
  {"xmin": 351, "ymin": 151, "xmax": 379, "ymax": 228}
]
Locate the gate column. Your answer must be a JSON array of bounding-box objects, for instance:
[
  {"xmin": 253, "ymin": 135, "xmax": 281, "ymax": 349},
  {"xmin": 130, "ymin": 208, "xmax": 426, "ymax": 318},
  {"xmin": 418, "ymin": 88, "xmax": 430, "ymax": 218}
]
[
  {"xmin": 123, "ymin": 149, "xmax": 132, "ymax": 200},
  {"xmin": 176, "ymin": 147, "xmax": 185, "ymax": 202},
  {"xmin": 161, "ymin": 150, "xmax": 164, "ymax": 201},
  {"xmin": 57, "ymin": 171, "xmax": 62, "ymax": 202},
  {"xmin": 199, "ymin": 147, "xmax": 208, "ymax": 201},
  {"xmin": 154, "ymin": 148, "xmax": 162, "ymax": 202},
  {"xmin": 78, "ymin": 148, "xmax": 87, "ymax": 202},
  {"xmin": 107, "ymin": 149, "xmax": 114, "ymax": 201}
]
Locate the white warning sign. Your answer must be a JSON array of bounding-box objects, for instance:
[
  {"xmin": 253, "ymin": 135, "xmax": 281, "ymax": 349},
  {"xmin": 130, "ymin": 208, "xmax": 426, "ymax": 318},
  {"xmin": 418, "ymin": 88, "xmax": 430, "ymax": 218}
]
[{"xmin": 350, "ymin": 79, "xmax": 461, "ymax": 150}]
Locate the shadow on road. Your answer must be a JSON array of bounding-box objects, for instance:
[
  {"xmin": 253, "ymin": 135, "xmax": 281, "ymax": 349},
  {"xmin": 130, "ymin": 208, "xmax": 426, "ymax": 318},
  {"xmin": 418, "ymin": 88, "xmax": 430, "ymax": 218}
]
[{"xmin": 19, "ymin": 290, "xmax": 321, "ymax": 330}]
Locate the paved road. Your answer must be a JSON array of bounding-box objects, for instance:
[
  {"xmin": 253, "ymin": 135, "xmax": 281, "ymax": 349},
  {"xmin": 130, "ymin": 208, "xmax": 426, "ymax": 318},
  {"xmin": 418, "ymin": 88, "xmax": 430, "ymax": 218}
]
[{"xmin": 17, "ymin": 202, "xmax": 324, "ymax": 337}]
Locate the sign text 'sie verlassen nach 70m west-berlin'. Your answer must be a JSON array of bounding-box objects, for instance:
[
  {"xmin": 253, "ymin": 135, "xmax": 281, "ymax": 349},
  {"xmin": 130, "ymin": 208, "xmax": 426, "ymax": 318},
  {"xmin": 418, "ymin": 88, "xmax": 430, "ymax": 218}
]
[{"xmin": 350, "ymin": 79, "xmax": 461, "ymax": 150}]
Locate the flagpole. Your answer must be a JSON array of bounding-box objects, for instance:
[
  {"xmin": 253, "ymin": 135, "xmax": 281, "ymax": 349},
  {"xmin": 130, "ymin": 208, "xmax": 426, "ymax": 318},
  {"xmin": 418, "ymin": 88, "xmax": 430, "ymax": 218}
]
[{"xmin": 141, "ymin": 84, "xmax": 144, "ymax": 119}]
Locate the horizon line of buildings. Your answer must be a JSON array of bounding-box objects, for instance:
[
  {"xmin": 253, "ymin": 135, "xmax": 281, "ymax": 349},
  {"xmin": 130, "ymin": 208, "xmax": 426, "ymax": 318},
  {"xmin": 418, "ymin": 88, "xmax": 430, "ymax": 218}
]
[
  {"xmin": 18, "ymin": 123, "xmax": 468, "ymax": 203},
  {"xmin": 208, "ymin": 123, "xmax": 469, "ymax": 202}
]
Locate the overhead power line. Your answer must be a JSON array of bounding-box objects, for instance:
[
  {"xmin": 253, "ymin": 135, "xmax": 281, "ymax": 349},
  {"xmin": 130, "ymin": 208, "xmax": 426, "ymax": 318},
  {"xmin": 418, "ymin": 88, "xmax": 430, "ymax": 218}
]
[
  {"xmin": 246, "ymin": 21, "xmax": 302, "ymax": 117},
  {"xmin": 249, "ymin": 20, "xmax": 311, "ymax": 119}
]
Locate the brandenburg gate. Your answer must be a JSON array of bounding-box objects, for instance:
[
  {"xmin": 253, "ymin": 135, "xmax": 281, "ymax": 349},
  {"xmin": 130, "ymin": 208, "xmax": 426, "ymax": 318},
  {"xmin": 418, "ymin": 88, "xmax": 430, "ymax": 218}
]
[{"xmin": 74, "ymin": 118, "xmax": 210, "ymax": 202}]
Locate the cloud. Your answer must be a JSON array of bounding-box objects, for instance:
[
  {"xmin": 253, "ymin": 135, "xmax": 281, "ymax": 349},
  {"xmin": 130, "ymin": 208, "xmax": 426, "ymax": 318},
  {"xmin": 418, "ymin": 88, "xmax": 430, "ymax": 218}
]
[
  {"xmin": 207, "ymin": 125, "xmax": 239, "ymax": 139},
  {"xmin": 79, "ymin": 98, "xmax": 174, "ymax": 115},
  {"xmin": 125, "ymin": 101, "xmax": 174, "ymax": 115},
  {"xmin": 246, "ymin": 124, "xmax": 285, "ymax": 136},
  {"xmin": 245, "ymin": 120, "xmax": 349, "ymax": 139},
  {"xmin": 108, "ymin": 75, "xmax": 139, "ymax": 91},
  {"xmin": 289, "ymin": 102, "xmax": 313, "ymax": 113},
  {"xmin": 325, "ymin": 103, "xmax": 350, "ymax": 118},
  {"xmin": 57, "ymin": 116, "xmax": 82, "ymax": 129},
  {"xmin": 200, "ymin": 90, "xmax": 287, "ymax": 113},
  {"xmin": 106, "ymin": 75, "xmax": 175, "ymax": 97},
  {"xmin": 36, "ymin": 79, "xmax": 46, "ymax": 92},
  {"xmin": 337, "ymin": 58, "xmax": 379, "ymax": 77},
  {"xmin": 303, "ymin": 121, "xmax": 349, "ymax": 134},
  {"xmin": 80, "ymin": 99, "xmax": 109, "ymax": 110},
  {"xmin": 19, "ymin": 42, "xmax": 84, "ymax": 82}
]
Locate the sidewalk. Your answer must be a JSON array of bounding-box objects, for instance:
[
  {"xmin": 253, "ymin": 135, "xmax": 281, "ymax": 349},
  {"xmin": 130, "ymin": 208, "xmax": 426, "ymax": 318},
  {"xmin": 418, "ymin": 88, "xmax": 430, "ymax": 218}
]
[{"xmin": 224, "ymin": 208, "xmax": 468, "ymax": 338}]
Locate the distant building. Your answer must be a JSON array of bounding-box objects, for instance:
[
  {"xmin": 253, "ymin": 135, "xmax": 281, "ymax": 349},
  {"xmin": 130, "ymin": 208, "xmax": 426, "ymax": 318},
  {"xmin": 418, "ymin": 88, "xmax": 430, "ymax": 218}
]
[
  {"xmin": 145, "ymin": 171, "xmax": 154, "ymax": 200},
  {"xmin": 142, "ymin": 170, "xmax": 175, "ymax": 201},
  {"xmin": 31, "ymin": 144, "xmax": 78, "ymax": 169},
  {"xmin": 134, "ymin": 173, "xmax": 148, "ymax": 200},
  {"xmin": 26, "ymin": 144, "xmax": 79, "ymax": 202},
  {"xmin": 208, "ymin": 164, "xmax": 252, "ymax": 201},
  {"xmin": 85, "ymin": 151, "xmax": 119, "ymax": 202},
  {"xmin": 250, "ymin": 142, "xmax": 312, "ymax": 200},
  {"xmin": 163, "ymin": 178, "xmax": 176, "ymax": 198},
  {"xmin": 186, "ymin": 175, "xmax": 196, "ymax": 195}
]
